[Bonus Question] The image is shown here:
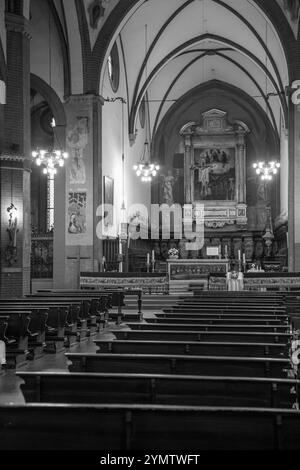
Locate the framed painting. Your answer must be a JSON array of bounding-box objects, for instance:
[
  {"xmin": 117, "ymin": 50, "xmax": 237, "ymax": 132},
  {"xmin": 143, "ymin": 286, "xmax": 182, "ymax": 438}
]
[
  {"xmin": 103, "ymin": 175, "xmax": 114, "ymax": 226},
  {"xmin": 193, "ymin": 148, "xmax": 236, "ymax": 202}
]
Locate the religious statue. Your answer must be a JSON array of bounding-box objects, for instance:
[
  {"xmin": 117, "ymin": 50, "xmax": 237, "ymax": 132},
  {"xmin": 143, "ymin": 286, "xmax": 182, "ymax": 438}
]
[
  {"xmin": 256, "ymin": 179, "xmax": 270, "ymax": 204},
  {"xmin": 5, "ymin": 205, "xmax": 18, "ymax": 266},
  {"xmin": 161, "ymin": 170, "xmax": 176, "ymax": 205}
]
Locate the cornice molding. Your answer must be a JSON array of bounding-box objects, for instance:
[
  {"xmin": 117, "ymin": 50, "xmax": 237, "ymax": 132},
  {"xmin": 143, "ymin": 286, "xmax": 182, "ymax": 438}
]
[{"xmin": 65, "ymin": 94, "xmax": 105, "ymax": 106}]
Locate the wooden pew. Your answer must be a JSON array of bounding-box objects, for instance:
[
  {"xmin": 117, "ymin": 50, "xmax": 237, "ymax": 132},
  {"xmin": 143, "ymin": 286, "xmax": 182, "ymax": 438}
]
[
  {"xmin": 129, "ymin": 322, "xmax": 291, "ymax": 334},
  {"xmin": 94, "ymin": 339, "xmax": 288, "ymax": 358},
  {"xmin": 0, "ymin": 302, "xmax": 77, "ymax": 354},
  {"xmin": 166, "ymin": 306, "xmax": 287, "ymax": 314},
  {"xmin": 29, "ymin": 293, "xmax": 111, "ymax": 329},
  {"xmin": 39, "ymin": 288, "xmax": 143, "ymax": 320},
  {"xmin": 150, "ymin": 316, "xmax": 288, "ymax": 326},
  {"xmin": 156, "ymin": 312, "xmax": 289, "ymax": 321},
  {"xmin": 66, "ymin": 353, "xmax": 290, "ymax": 378},
  {"xmin": 17, "ymin": 371, "xmax": 299, "ymax": 409},
  {"xmin": 33, "ymin": 291, "xmax": 125, "ymax": 323},
  {"xmin": 0, "ymin": 308, "xmax": 48, "ymax": 362},
  {"xmin": 1, "ymin": 404, "xmax": 300, "ymax": 450},
  {"xmin": 38, "ymin": 289, "xmax": 143, "ymax": 324},
  {"xmin": 112, "ymin": 329, "xmax": 292, "ymax": 344},
  {"xmin": 0, "ymin": 312, "xmax": 31, "ymax": 366}
]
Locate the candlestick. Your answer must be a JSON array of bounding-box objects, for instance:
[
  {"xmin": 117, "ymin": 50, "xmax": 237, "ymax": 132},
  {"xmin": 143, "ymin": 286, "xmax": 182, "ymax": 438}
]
[{"xmin": 13, "ymin": 220, "xmax": 17, "ymax": 248}]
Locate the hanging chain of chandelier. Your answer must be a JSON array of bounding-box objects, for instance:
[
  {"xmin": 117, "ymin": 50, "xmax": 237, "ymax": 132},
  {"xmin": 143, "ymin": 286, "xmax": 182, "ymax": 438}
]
[
  {"xmin": 32, "ymin": 118, "xmax": 68, "ymax": 176},
  {"xmin": 253, "ymin": 161, "xmax": 281, "ymax": 181},
  {"xmin": 133, "ymin": 141, "xmax": 160, "ymax": 183}
]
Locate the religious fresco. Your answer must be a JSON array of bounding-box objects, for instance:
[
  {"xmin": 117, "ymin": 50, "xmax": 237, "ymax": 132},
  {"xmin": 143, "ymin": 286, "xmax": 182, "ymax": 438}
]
[
  {"xmin": 193, "ymin": 148, "xmax": 235, "ymax": 201},
  {"xmin": 67, "ymin": 117, "xmax": 88, "ymax": 185},
  {"xmin": 67, "ymin": 192, "xmax": 87, "ymax": 235}
]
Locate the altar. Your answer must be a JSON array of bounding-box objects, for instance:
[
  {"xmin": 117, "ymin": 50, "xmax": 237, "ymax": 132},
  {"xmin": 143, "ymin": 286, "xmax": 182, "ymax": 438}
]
[{"xmin": 167, "ymin": 259, "xmax": 230, "ymax": 294}]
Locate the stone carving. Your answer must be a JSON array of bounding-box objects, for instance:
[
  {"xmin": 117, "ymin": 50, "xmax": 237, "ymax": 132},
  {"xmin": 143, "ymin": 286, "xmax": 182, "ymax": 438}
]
[{"xmin": 161, "ymin": 170, "xmax": 176, "ymax": 205}]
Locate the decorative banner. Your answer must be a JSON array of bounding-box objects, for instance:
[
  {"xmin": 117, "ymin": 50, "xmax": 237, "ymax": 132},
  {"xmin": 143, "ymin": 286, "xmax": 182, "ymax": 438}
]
[
  {"xmin": 67, "ymin": 117, "xmax": 89, "ymax": 185},
  {"xmin": 67, "ymin": 192, "xmax": 87, "ymax": 235}
]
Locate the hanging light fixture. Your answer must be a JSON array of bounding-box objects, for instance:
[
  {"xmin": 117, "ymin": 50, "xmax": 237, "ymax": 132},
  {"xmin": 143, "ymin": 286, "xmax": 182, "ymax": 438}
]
[
  {"xmin": 32, "ymin": 118, "xmax": 68, "ymax": 176},
  {"xmin": 253, "ymin": 22, "xmax": 280, "ymax": 183},
  {"xmin": 133, "ymin": 24, "xmax": 160, "ymax": 183},
  {"xmin": 253, "ymin": 161, "xmax": 280, "ymax": 181},
  {"xmin": 31, "ymin": 7, "xmax": 68, "ymax": 176},
  {"xmin": 133, "ymin": 141, "xmax": 160, "ymax": 183}
]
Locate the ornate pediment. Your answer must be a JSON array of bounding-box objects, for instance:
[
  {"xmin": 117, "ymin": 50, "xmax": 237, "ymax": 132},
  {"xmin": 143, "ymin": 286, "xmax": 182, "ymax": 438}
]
[{"xmin": 180, "ymin": 109, "xmax": 249, "ymax": 136}]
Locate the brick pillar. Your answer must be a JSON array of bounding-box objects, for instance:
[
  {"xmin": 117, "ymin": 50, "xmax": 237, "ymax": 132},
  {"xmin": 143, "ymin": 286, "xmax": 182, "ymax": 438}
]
[
  {"xmin": 0, "ymin": 12, "xmax": 31, "ymax": 296},
  {"xmin": 57, "ymin": 95, "xmax": 104, "ymax": 288}
]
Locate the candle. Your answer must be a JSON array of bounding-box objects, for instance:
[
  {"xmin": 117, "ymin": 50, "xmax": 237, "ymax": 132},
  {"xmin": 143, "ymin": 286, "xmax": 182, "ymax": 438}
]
[
  {"xmin": 225, "ymin": 245, "xmax": 228, "ymax": 257},
  {"xmin": 147, "ymin": 253, "xmax": 150, "ymax": 265},
  {"xmin": 238, "ymin": 250, "xmax": 241, "ymax": 261},
  {"xmin": 243, "ymin": 253, "xmax": 246, "ymax": 264},
  {"xmin": 152, "ymin": 250, "xmax": 155, "ymax": 262}
]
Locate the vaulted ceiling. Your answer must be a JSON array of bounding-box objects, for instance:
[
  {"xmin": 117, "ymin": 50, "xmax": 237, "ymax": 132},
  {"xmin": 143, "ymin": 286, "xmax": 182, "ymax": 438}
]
[
  {"xmin": 111, "ymin": 0, "xmax": 292, "ymax": 140},
  {"xmin": 2, "ymin": 0, "xmax": 300, "ymax": 140}
]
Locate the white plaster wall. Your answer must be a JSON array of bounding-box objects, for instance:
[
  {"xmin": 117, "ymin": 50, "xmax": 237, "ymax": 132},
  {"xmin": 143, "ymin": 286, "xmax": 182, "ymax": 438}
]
[{"xmin": 101, "ymin": 40, "xmax": 151, "ymax": 238}]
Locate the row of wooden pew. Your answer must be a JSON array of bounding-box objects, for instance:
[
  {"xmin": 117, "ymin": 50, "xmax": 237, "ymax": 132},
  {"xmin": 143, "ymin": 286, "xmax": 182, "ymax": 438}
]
[
  {"xmin": 1, "ymin": 290, "xmax": 300, "ymax": 450},
  {"xmin": 0, "ymin": 290, "xmax": 124, "ymax": 367}
]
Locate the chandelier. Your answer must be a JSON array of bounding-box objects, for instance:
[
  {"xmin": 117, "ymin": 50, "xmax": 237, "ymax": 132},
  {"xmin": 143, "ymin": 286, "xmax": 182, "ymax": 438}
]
[
  {"xmin": 133, "ymin": 24, "xmax": 160, "ymax": 183},
  {"xmin": 133, "ymin": 141, "xmax": 160, "ymax": 183},
  {"xmin": 253, "ymin": 161, "xmax": 280, "ymax": 181},
  {"xmin": 32, "ymin": 119, "xmax": 68, "ymax": 176},
  {"xmin": 31, "ymin": 12, "xmax": 68, "ymax": 177},
  {"xmin": 32, "ymin": 148, "xmax": 68, "ymax": 176}
]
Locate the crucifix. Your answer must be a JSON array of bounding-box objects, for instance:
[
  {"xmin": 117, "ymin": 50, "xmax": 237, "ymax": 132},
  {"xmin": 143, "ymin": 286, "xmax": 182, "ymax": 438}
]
[{"xmin": 67, "ymin": 246, "xmax": 91, "ymax": 288}]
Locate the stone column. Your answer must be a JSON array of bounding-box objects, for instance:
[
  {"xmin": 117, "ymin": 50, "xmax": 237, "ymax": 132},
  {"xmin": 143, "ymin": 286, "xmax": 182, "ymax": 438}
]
[
  {"xmin": 290, "ymin": 101, "xmax": 300, "ymax": 271},
  {"xmin": 184, "ymin": 136, "xmax": 192, "ymax": 204},
  {"xmin": 61, "ymin": 94, "xmax": 104, "ymax": 288},
  {"xmin": 0, "ymin": 12, "xmax": 31, "ymax": 296},
  {"xmin": 236, "ymin": 142, "xmax": 246, "ymax": 203}
]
